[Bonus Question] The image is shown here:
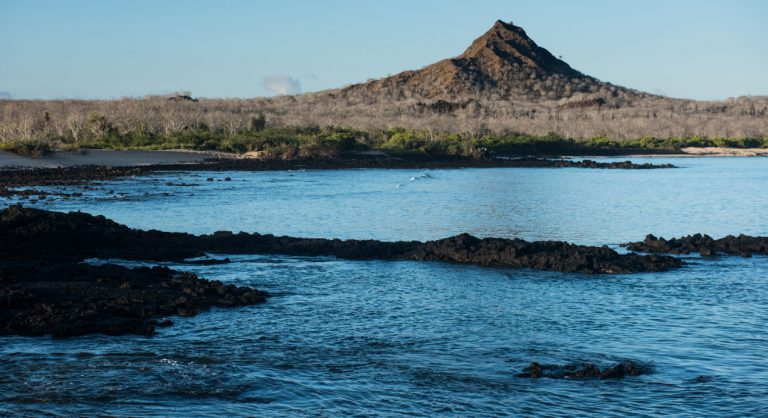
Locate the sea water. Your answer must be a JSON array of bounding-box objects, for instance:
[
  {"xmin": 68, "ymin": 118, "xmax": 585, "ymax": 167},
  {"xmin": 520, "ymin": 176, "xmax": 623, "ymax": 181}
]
[{"xmin": 2, "ymin": 157, "xmax": 767, "ymax": 416}]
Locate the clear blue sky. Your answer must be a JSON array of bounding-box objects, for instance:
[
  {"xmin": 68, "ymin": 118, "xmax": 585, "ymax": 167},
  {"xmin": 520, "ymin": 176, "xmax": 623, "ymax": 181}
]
[{"xmin": 1, "ymin": 0, "xmax": 766, "ymax": 100}]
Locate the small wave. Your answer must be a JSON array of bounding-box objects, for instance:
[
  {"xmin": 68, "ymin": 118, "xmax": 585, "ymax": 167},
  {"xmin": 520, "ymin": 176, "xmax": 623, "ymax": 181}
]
[{"xmin": 409, "ymin": 172, "xmax": 434, "ymax": 182}]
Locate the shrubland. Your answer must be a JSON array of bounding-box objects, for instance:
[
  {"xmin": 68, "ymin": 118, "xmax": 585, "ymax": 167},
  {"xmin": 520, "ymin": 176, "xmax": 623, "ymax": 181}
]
[{"xmin": 1, "ymin": 93, "xmax": 766, "ymax": 158}]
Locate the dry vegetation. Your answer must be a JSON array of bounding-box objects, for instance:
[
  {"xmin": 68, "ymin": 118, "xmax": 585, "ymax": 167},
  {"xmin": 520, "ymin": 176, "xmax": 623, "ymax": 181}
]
[
  {"xmin": 1, "ymin": 93, "xmax": 765, "ymax": 149},
  {"xmin": 1, "ymin": 20, "xmax": 766, "ymax": 155},
  {"xmin": 267, "ymin": 90, "xmax": 768, "ymax": 140}
]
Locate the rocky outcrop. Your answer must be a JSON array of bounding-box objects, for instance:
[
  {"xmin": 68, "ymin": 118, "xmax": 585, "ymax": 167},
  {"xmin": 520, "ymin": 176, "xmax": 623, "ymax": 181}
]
[
  {"xmin": 508, "ymin": 158, "xmax": 675, "ymax": 169},
  {"xmin": 338, "ymin": 20, "xmax": 644, "ymax": 102},
  {"xmin": 0, "ymin": 165, "xmax": 154, "ymax": 187},
  {"xmin": 624, "ymin": 233, "xmax": 768, "ymax": 257},
  {"xmin": 0, "ymin": 206, "xmax": 268, "ymax": 337},
  {"xmin": 0, "ymin": 262, "xmax": 266, "ymax": 337},
  {"xmin": 0, "ymin": 206, "xmax": 688, "ymax": 337},
  {"xmin": 404, "ymin": 234, "xmax": 681, "ymax": 273},
  {"xmin": 199, "ymin": 231, "xmax": 682, "ymax": 273},
  {"xmin": 1, "ymin": 206, "xmax": 683, "ymax": 274}
]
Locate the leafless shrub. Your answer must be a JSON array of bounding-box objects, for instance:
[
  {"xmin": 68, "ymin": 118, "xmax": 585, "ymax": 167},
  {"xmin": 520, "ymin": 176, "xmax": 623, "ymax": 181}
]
[{"xmin": 0, "ymin": 92, "xmax": 766, "ymax": 148}]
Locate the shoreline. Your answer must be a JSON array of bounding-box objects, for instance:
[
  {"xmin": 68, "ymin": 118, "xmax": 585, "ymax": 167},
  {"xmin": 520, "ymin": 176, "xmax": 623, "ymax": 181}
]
[
  {"xmin": 0, "ymin": 147, "xmax": 763, "ymax": 171},
  {"xmin": 0, "ymin": 149, "xmax": 228, "ymax": 169},
  {"xmin": 0, "ymin": 154, "xmax": 674, "ymax": 191}
]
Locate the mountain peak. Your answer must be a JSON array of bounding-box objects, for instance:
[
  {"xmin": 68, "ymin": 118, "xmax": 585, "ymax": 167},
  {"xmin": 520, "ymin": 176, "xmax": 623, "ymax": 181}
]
[
  {"xmin": 339, "ymin": 19, "xmax": 619, "ymax": 101},
  {"xmin": 460, "ymin": 20, "xmax": 581, "ymax": 78}
]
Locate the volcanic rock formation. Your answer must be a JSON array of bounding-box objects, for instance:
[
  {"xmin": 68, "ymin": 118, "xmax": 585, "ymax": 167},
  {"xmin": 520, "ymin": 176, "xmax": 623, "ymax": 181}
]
[
  {"xmin": 0, "ymin": 205, "xmax": 707, "ymax": 337},
  {"xmin": 340, "ymin": 20, "xmax": 640, "ymax": 102},
  {"xmin": 625, "ymin": 233, "xmax": 768, "ymax": 258}
]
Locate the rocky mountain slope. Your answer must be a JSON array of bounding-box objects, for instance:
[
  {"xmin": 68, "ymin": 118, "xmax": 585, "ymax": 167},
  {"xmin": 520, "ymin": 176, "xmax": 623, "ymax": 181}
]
[{"xmin": 338, "ymin": 20, "xmax": 647, "ymax": 103}]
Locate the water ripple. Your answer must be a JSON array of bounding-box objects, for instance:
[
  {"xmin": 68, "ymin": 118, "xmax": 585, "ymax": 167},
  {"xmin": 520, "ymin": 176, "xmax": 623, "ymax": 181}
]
[{"xmin": 2, "ymin": 158, "xmax": 768, "ymax": 415}]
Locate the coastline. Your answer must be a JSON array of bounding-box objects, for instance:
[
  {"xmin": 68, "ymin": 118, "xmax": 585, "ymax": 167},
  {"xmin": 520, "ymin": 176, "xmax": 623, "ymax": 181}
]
[
  {"xmin": 0, "ymin": 153, "xmax": 674, "ymax": 191},
  {"xmin": 0, "ymin": 146, "xmax": 763, "ymax": 171}
]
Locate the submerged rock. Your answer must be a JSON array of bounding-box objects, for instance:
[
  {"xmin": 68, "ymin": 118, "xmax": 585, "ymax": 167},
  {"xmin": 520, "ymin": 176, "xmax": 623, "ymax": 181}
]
[
  {"xmin": 516, "ymin": 361, "xmax": 651, "ymax": 379},
  {"xmin": 624, "ymin": 233, "xmax": 768, "ymax": 257}
]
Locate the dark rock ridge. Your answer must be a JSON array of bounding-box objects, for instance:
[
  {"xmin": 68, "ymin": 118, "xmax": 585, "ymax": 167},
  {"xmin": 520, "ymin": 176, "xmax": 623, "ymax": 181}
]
[
  {"xmin": 625, "ymin": 233, "xmax": 768, "ymax": 257},
  {"xmin": 516, "ymin": 361, "xmax": 652, "ymax": 379},
  {"xmin": 400, "ymin": 234, "xmax": 681, "ymax": 274},
  {"xmin": 0, "ymin": 206, "xmax": 686, "ymax": 336},
  {"xmin": 1, "ymin": 206, "xmax": 683, "ymax": 274},
  {"xmin": 1, "ymin": 262, "xmax": 266, "ymax": 337},
  {"xmin": 509, "ymin": 158, "xmax": 674, "ymax": 169},
  {"xmin": 0, "ymin": 205, "xmax": 268, "ymax": 337},
  {"xmin": 0, "ymin": 165, "xmax": 153, "ymax": 188}
]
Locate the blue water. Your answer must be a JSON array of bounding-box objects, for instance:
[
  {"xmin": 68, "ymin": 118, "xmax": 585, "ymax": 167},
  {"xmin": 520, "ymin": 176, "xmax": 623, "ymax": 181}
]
[{"xmin": 2, "ymin": 157, "xmax": 768, "ymax": 416}]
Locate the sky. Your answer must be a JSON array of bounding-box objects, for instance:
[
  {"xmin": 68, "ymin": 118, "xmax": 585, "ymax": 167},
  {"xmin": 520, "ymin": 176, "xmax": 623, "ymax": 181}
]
[{"xmin": 0, "ymin": 0, "xmax": 766, "ymax": 100}]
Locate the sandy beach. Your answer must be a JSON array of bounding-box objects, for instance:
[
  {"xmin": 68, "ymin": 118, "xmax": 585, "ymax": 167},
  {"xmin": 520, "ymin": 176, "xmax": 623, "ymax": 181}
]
[
  {"xmin": 0, "ymin": 149, "xmax": 237, "ymax": 169},
  {"xmin": 679, "ymin": 147, "xmax": 768, "ymax": 157}
]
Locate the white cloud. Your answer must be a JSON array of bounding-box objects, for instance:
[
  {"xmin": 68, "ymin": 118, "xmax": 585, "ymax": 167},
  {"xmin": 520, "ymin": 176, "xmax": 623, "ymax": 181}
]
[{"xmin": 262, "ymin": 75, "xmax": 301, "ymax": 95}]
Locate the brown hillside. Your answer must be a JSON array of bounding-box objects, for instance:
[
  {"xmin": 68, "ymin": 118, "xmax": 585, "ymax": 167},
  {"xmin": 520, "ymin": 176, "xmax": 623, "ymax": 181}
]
[
  {"xmin": 1, "ymin": 20, "xmax": 765, "ymax": 142},
  {"xmin": 339, "ymin": 20, "xmax": 643, "ymax": 102}
]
